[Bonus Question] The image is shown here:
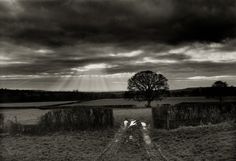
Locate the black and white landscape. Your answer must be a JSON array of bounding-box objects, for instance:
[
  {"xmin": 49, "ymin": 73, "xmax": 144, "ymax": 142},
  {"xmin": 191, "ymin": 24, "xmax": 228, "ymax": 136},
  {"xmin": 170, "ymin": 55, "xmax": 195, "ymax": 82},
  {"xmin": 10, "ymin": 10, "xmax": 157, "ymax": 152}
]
[{"xmin": 0, "ymin": 0, "xmax": 236, "ymax": 161}]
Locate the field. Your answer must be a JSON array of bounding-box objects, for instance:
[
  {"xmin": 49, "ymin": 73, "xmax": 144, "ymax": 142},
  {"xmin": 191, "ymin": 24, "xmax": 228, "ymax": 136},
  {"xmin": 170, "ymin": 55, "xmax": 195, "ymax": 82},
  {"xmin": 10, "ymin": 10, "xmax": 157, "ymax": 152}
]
[
  {"xmin": 1, "ymin": 96, "xmax": 235, "ymax": 108},
  {"xmin": 0, "ymin": 107, "xmax": 152, "ymax": 126},
  {"xmin": 151, "ymin": 121, "xmax": 236, "ymax": 161},
  {"xmin": 1, "ymin": 121, "xmax": 235, "ymax": 161},
  {"xmin": 0, "ymin": 130, "xmax": 115, "ymax": 161},
  {"xmin": 1, "ymin": 96, "xmax": 235, "ymax": 126},
  {"xmin": 0, "ymin": 101, "xmax": 77, "ymax": 108},
  {"xmin": 0, "ymin": 109, "xmax": 50, "ymax": 125},
  {"xmin": 64, "ymin": 97, "xmax": 236, "ymax": 107},
  {"xmin": 0, "ymin": 97, "xmax": 236, "ymax": 161}
]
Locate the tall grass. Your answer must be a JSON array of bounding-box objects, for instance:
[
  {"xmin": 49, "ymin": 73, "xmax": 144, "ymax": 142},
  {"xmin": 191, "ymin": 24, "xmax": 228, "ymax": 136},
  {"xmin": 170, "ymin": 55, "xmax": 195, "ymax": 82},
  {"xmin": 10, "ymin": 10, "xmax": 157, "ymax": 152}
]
[
  {"xmin": 37, "ymin": 107, "xmax": 114, "ymax": 133},
  {"xmin": 0, "ymin": 113, "xmax": 4, "ymax": 133},
  {"xmin": 153, "ymin": 102, "xmax": 236, "ymax": 129},
  {"xmin": 1, "ymin": 108, "xmax": 114, "ymax": 135}
]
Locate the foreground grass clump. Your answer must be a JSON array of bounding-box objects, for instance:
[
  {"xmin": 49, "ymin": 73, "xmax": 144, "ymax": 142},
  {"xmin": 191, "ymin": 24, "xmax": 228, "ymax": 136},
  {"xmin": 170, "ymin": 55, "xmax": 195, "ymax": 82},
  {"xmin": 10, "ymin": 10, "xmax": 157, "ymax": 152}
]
[
  {"xmin": 1, "ymin": 107, "xmax": 114, "ymax": 135},
  {"xmin": 0, "ymin": 113, "xmax": 4, "ymax": 133},
  {"xmin": 1, "ymin": 129, "xmax": 115, "ymax": 161},
  {"xmin": 38, "ymin": 108, "xmax": 113, "ymax": 132},
  {"xmin": 151, "ymin": 121, "xmax": 236, "ymax": 161}
]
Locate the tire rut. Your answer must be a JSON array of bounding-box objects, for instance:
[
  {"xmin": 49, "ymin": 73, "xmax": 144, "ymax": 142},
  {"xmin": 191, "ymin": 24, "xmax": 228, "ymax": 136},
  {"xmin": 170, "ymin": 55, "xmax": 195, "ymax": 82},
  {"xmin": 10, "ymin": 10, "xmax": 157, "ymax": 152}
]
[{"xmin": 95, "ymin": 121, "xmax": 169, "ymax": 161}]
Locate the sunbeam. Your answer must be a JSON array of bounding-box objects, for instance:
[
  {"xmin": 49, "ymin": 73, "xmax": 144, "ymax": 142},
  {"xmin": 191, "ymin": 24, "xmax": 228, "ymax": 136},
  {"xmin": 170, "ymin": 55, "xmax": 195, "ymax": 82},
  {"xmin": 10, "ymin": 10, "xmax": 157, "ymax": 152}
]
[{"xmin": 48, "ymin": 70, "xmax": 133, "ymax": 91}]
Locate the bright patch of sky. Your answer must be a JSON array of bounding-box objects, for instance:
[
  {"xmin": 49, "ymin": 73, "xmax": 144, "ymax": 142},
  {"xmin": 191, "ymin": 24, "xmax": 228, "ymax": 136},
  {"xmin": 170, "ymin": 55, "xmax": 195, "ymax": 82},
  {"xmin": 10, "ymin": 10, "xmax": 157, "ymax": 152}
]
[
  {"xmin": 187, "ymin": 75, "xmax": 236, "ymax": 80},
  {"xmin": 169, "ymin": 43, "xmax": 236, "ymax": 63},
  {"xmin": 135, "ymin": 57, "xmax": 178, "ymax": 64},
  {"xmin": 71, "ymin": 63, "xmax": 116, "ymax": 72},
  {"xmin": 35, "ymin": 49, "xmax": 55, "ymax": 54},
  {"xmin": 109, "ymin": 50, "xmax": 143, "ymax": 57}
]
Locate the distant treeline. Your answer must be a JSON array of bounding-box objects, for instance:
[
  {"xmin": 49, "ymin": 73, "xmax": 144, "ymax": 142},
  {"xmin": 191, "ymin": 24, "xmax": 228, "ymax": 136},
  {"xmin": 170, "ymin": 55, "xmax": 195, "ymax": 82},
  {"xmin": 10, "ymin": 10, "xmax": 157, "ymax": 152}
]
[
  {"xmin": 0, "ymin": 87, "xmax": 236, "ymax": 103},
  {"xmin": 0, "ymin": 89, "xmax": 123, "ymax": 103},
  {"xmin": 170, "ymin": 87, "xmax": 236, "ymax": 97}
]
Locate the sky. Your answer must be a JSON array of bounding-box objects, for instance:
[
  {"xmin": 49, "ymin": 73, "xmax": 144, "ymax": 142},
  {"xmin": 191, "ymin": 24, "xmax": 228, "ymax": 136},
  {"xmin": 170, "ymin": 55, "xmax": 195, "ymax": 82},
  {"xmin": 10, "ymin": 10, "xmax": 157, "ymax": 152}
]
[{"xmin": 0, "ymin": 0, "xmax": 236, "ymax": 91}]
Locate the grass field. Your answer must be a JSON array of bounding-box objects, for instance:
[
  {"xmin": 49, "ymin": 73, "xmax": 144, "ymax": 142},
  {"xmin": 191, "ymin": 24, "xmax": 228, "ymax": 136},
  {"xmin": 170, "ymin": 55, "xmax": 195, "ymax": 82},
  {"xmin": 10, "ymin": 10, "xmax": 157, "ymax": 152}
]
[
  {"xmin": 1, "ymin": 97, "xmax": 236, "ymax": 109},
  {"xmin": 71, "ymin": 96, "xmax": 236, "ymax": 107},
  {"xmin": 0, "ymin": 108, "xmax": 152, "ymax": 126},
  {"xmin": 0, "ymin": 109, "xmax": 50, "ymax": 125},
  {"xmin": 1, "ymin": 121, "xmax": 235, "ymax": 161},
  {"xmin": 1, "ymin": 97, "xmax": 236, "ymax": 160},
  {"xmin": 0, "ymin": 101, "xmax": 77, "ymax": 108},
  {"xmin": 1, "ymin": 96, "xmax": 235, "ymax": 125},
  {"xmin": 151, "ymin": 121, "xmax": 236, "ymax": 161},
  {"xmin": 0, "ymin": 130, "xmax": 115, "ymax": 161}
]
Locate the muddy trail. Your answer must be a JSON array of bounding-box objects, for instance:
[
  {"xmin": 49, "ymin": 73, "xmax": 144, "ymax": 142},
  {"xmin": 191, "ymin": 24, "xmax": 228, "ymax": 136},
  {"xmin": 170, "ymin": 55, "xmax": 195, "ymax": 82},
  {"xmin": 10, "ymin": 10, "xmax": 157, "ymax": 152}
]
[{"xmin": 95, "ymin": 120, "xmax": 168, "ymax": 161}]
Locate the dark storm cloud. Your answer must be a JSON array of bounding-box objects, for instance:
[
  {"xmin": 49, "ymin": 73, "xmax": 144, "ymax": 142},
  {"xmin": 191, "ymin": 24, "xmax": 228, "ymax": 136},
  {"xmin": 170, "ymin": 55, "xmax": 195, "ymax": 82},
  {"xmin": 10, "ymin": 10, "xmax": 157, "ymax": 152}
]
[
  {"xmin": 1, "ymin": 40, "xmax": 236, "ymax": 78},
  {"xmin": 0, "ymin": 41, "xmax": 141, "ymax": 75},
  {"xmin": 1, "ymin": 0, "xmax": 236, "ymax": 47},
  {"xmin": 106, "ymin": 61, "xmax": 236, "ymax": 80},
  {"xmin": 156, "ymin": 53, "xmax": 191, "ymax": 61},
  {"xmin": 1, "ymin": 0, "xmax": 236, "ymax": 90}
]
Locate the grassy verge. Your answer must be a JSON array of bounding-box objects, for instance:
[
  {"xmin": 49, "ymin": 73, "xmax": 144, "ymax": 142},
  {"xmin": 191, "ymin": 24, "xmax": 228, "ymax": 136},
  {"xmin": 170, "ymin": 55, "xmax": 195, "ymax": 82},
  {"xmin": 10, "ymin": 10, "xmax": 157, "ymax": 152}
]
[
  {"xmin": 151, "ymin": 121, "xmax": 236, "ymax": 161},
  {"xmin": 0, "ymin": 129, "xmax": 115, "ymax": 161}
]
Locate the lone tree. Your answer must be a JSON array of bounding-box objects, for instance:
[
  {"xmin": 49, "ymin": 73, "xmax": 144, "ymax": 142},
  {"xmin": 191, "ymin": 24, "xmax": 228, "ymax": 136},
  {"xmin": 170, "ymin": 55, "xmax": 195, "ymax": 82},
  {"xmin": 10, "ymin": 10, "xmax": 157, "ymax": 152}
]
[
  {"xmin": 212, "ymin": 80, "xmax": 228, "ymax": 88},
  {"xmin": 211, "ymin": 81, "xmax": 228, "ymax": 105},
  {"xmin": 126, "ymin": 70, "xmax": 169, "ymax": 107}
]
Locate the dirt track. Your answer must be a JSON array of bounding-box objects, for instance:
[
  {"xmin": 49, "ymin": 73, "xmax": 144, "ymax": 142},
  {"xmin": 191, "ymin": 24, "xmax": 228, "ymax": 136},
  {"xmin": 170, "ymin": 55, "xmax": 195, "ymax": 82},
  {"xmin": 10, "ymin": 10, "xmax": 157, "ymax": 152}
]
[
  {"xmin": 95, "ymin": 121, "xmax": 236, "ymax": 161},
  {"xmin": 95, "ymin": 121, "xmax": 167, "ymax": 161}
]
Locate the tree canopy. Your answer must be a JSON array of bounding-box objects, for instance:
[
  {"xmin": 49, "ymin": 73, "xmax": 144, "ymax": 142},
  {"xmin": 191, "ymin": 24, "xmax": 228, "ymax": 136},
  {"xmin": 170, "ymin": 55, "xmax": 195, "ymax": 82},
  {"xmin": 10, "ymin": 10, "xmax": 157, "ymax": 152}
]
[
  {"xmin": 210, "ymin": 81, "xmax": 229, "ymax": 102},
  {"xmin": 212, "ymin": 81, "xmax": 228, "ymax": 88},
  {"xmin": 126, "ymin": 70, "xmax": 169, "ymax": 107}
]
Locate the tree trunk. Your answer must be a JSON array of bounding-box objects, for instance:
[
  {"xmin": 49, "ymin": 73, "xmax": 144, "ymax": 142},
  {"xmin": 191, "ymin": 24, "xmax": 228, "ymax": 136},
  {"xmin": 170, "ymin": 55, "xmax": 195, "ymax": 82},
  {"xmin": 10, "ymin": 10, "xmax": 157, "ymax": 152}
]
[
  {"xmin": 219, "ymin": 96, "xmax": 224, "ymax": 113},
  {"xmin": 146, "ymin": 100, "xmax": 151, "ymax": 107}
]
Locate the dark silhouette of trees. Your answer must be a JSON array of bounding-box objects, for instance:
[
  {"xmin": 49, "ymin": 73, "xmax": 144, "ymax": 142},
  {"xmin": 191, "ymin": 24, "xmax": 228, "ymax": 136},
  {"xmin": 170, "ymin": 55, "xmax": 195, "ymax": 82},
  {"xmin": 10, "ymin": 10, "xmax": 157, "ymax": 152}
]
[
  {"xmin": 208, "ymin": 81, "xmax": 230, "ymax": 113},
  {"xmin": 212, "ymin": 81, "xmax": 228, "ymax": 88},
  {"xmin": 0, "ymin": 89, "xmax": 124, "ymax": 103},
  {"xmin": 211, "ymin": 81, "xmax": 228, "ymax": 103},
  {"xmin": 126, "ymin": 70, "xmax": 169, "ymax": 107}
]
